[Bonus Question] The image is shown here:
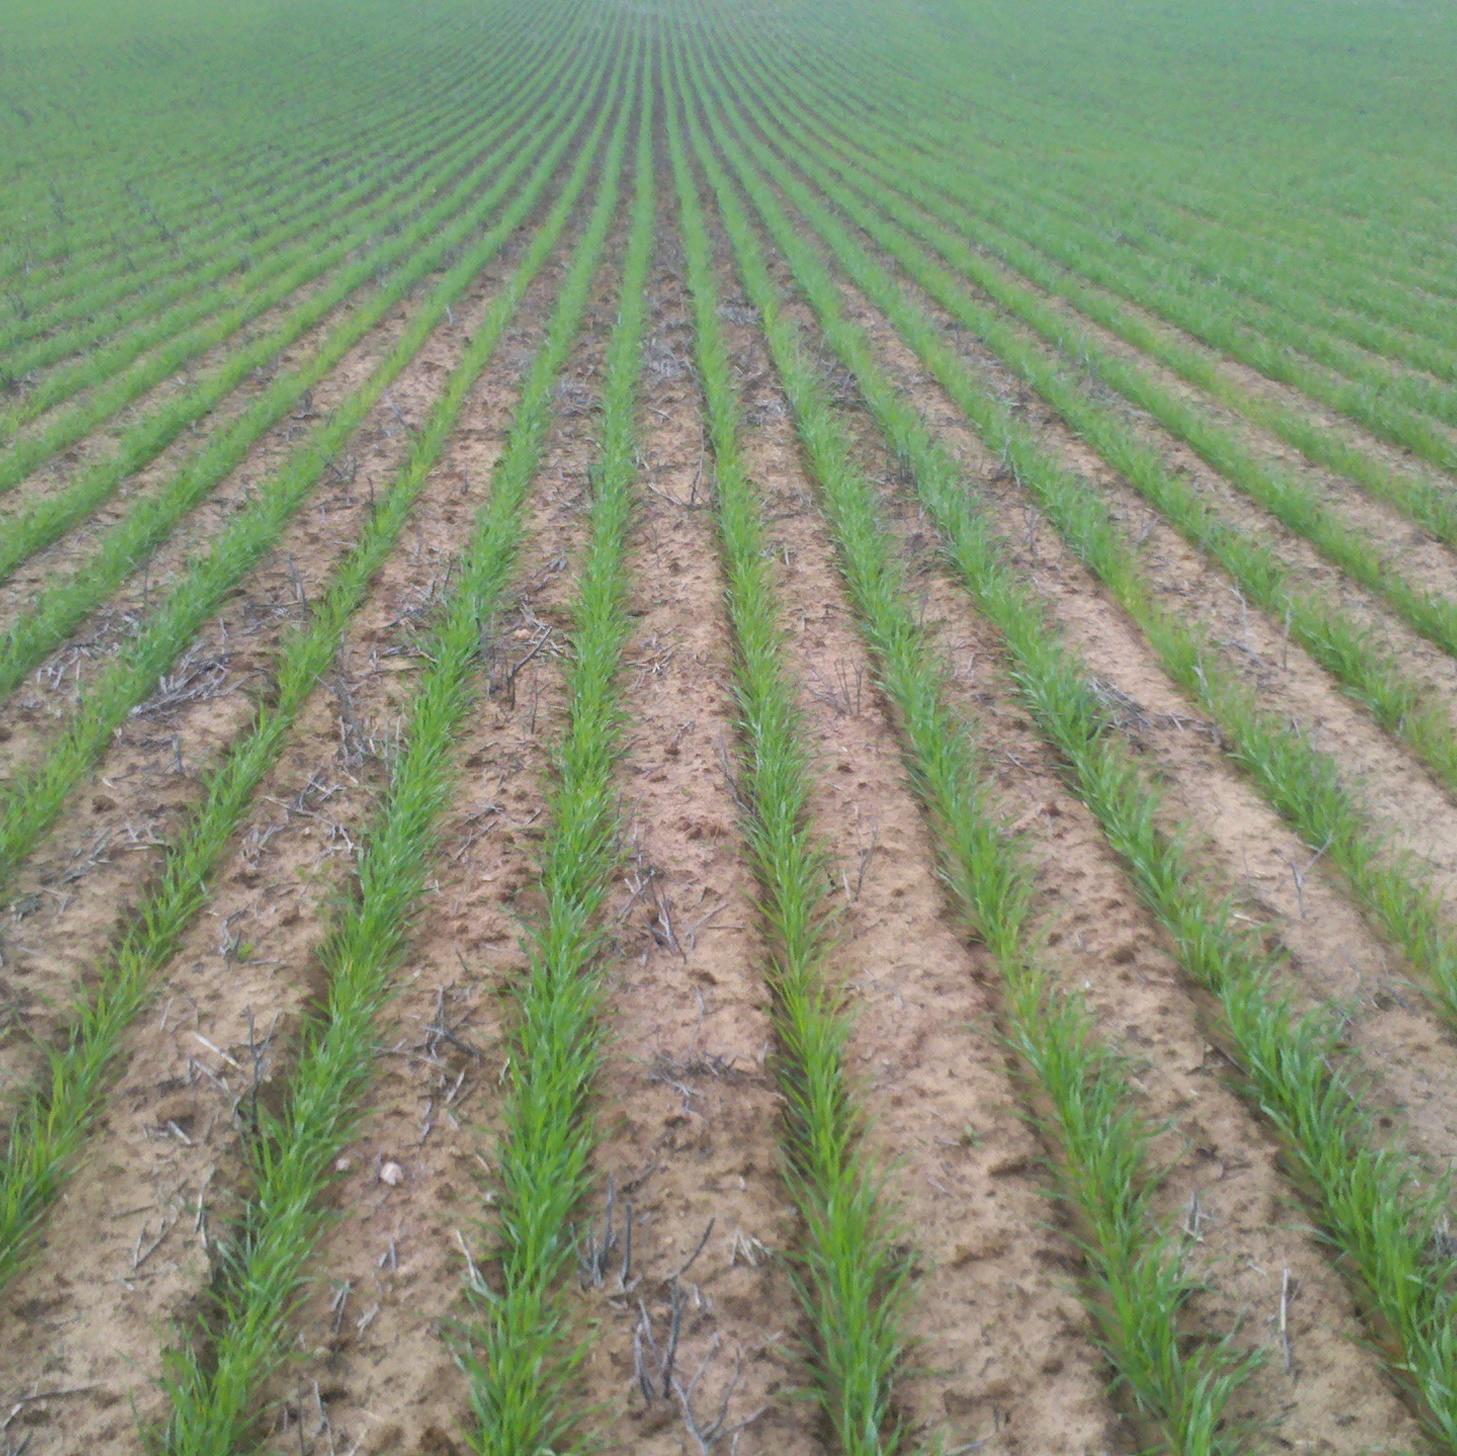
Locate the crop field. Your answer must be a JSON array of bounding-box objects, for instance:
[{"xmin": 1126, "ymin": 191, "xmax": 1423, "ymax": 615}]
[{"xmin": 3, "ymin": 0, "xmax": 1457, "ymax": 1450}]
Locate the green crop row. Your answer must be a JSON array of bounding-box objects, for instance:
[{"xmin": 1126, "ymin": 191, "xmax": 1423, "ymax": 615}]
[
  {"xmin": 679, "ymin": 16, "xmax": 1457, "ymax": 1442},
  {"xmin": 0, "ymin": 0, "xmax": 520, "ymax": 294},
  {"xmin": 156, "ymin": 42, "xmax": 632, "ymax": 1456},
  {"xmin": 666, "ymin": 71, "xmax": 910, "ymax": 1454},
  {"xmin": 0, "ymin": 16, "xmax": 525, "ymax": 370},
  {"xmin": 459, "ymin": 47, "xmax": 655, "ymax": 1455},
  {"xmin": 792, "ymin": 0, "xmax": 1457, "ymax": 312},
  {"xmin": 0, "ymin": 6, "xmax": 584, "ymax": 491},
  {"xmin": 0, "ymin": 42, "xmax": 603, "ymax": 711},
  {"xmin": 0, "ymin": 26, "xmax": 593, "ymax": 621},
  {"xmin": 736, "ymin": 19, "xmax": 1457, "ymax": 550},
  {"xmin": 0, "ymin": 21, "xmax": 622, "ymax": 1301}
]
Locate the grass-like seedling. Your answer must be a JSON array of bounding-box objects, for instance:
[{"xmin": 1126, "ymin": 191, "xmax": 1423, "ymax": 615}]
[
  {"xmin": 8, "ymin": 0, "xmax": 1457, "ymax": 1448},
  {"xmin": 728, "ymin": 60, "xmax": 1457, "ymax": 652},
  {"xmin": 155, "ymin": 55, "xmax": 632, "ymax": 1456},
  {"xmin": 776, "ymin": 0, "xmax": 1457, "ymax": 338},
  {"xmin": 0, "ymin": 31, "xmax": 618, "ymax": 1299},
  {"xmin": 0, "ymin": 2, "xmax": 541, "ymax": 350},
  {"xmin": 725, "ymin": 15, "xmax": 1457, "ymax": 550},
  {"xmin": 0, "ymin": 22, "xmax": 560, "ymax": 459},
  {"xmin": 456, "ymin": 47, "xmax": 656, "ymax": 1456},
  {"xmin": 684, "ymin": 54, "xmax": 1457, "ymax": 1442},
  {"xmin": 668, "ymin": 68, "xmax": 909, "ymax": 1456},
  {"xmin": 0, "ymin": 3, "xmax": 565, "ymax": 409}
]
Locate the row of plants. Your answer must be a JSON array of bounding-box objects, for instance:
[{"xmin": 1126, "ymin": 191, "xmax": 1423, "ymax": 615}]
[
  {"xmin": 679, "ymin": 30, "xmax": 1457, "ymax": 1445},
  {"xmin": 0, "ymin": 7, "xmax": 623, "ymax": 1301},
  {"xmin": 666, "ymin": 78, "xmax": 908, "ymax": 1454},
  {"xmin": 703, "ymin": 27, "xmax": 1457, "ymax": 1055},
  {"xmin": 155, "ymin": 51, "xmax": 633, "ymax": 1455},
  {"xmin": 0, "ymin": 0, "xmax": 509, "ymax": 294},
  {"xmin": 459, "ymin": 58, "xmax": 656, "ymax": 1454},
  {"xmin": 0, "ymin": 35, "xmax": 620, "ymax": 890},
  {"xmin": 0, "ymin": 0, "xmax": 568, "ymax": 434},
  {"xmin": 0, "ymin": 7, "xmax": 538, "ymax": 383},
  {"xmin": 796, "ymin": 0, "xmax": 1457, "ymax": 324}
]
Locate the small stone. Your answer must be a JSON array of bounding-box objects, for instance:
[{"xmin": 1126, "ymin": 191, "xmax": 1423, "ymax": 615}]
[
  {"xmin": 335, "ymin": 1156, "xmax": 352, "ymax": 1174},
  {"xmin": 379, "ymin": 1160, "xmax": 404, "ymax": 1187}
]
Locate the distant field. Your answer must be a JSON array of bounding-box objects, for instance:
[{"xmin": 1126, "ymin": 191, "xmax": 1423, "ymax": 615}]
[{"xmin": 4, "ymin": 0, "xmax": 1457, "ymax": 1451}]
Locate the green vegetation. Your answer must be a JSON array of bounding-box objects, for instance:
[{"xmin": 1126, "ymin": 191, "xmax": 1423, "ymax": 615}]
[
  {"xmin": 0, "ymin": 16, "xmax": 567, "ymax": 465},
  {"xmin": 731, "ymin": 60, "xmax": 1457, "ymax": 673},
  {"xmin": 0, "ymin": 7, "xmax": 563, "ymax": 398},
  {"xmin": 674, "ymin": 34, "xmax": 1256, "ymax": 1452},
  {"xmin": 0, "ymin": 38, "xmax": 595, "ymax": 593},
  {"xmin": 4, "ymin": 0, "xmax": 1457, "ymax": 1449},
  {"xmin": 742, "ymin": 7, "xmax": 1457, "ymax": 547},
  {"xmin": 686, "ymin": 35, "xmax": 1457, "ymax": 1046},
  {"xmin": 1, "ymin": 0, "xmax": 545, "ymax": 295},
  {"xmin": 668, "ymin": 72, "xmax": 908, "ymax": 1453},
  {"xmin": 674, "ymin": 20, "xmax": 1457, "ymax": 1440},
  {"xmin": 0, "ymin": 47, "xmax": 616, "ymax": 887},
  {"xmin": 458, "ymin": 47, "xmax": 655, "ymax": 1455},
  {"xmin": 0, "ymin": 11, "xmax": 615, "ymax": 1301},
  {"xmin": 157, "ymin": 44, "xmax": 632, "ymax": 1456}
]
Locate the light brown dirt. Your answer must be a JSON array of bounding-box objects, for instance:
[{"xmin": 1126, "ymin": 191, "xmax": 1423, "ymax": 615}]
[
  {"xmin": 0, "ymin": 196, "xmax": 571, "ymax": 1106},
  {"xmin": 1007, "ymin": 242, "xmax": 1457, "ymax": 523},
  {"xmin": 934, "ymin": 237, "xmax": 1457, "ymax": 688},
  {"xmin": 0, "ymin": 253, "xmax": 482, "ymax": 764},
  {"xmin": 6, "ymin": 266, "xmax": 342, "ymax": 498},
  {"xmin": 826, "ymin": 243, "xmax": 1457, "ymax": 1179},
  {"xmin": 1016, "ymin": 259, "xmax": 1457, "ymax": 606},
  {"xmin": 568, "ymin": 240, "xmax": 813, "ymax": 1456},
  {"xmin": 868, "ymin": 261, "xmax": 1457, "ymax": 902}
]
